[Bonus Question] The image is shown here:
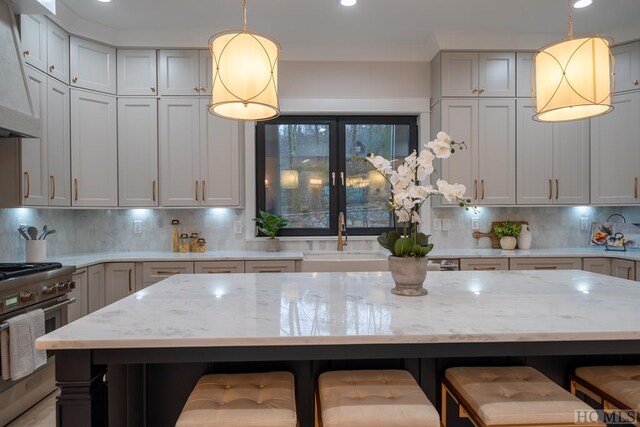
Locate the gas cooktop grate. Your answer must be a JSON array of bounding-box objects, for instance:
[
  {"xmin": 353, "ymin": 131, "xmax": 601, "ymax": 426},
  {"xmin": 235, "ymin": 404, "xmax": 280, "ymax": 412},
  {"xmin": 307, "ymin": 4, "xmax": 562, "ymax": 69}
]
[{"xmin": 0, "ymin": 262, "xmax": 63, "ymax": 281}]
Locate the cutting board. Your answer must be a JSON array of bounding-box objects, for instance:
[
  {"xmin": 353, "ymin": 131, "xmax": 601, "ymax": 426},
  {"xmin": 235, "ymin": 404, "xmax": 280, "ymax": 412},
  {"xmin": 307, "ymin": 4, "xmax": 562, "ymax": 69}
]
[{"xmin": 472, "ymin": 221, "xmax": 529, "ymax": 249}]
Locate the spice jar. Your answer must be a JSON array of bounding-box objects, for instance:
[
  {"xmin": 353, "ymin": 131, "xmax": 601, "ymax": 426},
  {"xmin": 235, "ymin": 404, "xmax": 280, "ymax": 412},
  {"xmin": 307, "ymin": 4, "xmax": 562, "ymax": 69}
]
[
  {"xmin": 189, "ymin": 233, "xmax": 200, "ymax": 252},
  {"xmin": 178, "ymin": 234, "xmax": 190, "ymax": 253},
  {"xmin": 170, "ymin": 220, "xmax": 181, "ymax": 252},
  {"xmin": 194, "ymin": 238, "xmax": 207, "ymax": 253}
]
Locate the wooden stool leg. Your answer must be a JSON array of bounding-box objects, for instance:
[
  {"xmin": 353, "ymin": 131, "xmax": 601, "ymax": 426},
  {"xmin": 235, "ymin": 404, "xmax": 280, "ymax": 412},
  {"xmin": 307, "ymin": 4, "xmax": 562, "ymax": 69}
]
[
  {"xmin": 441, "ymin": 382, "xmax": 448, "ymax": 427},
  {"xmin": 570, "ymin": 379, "xmax": 577, "ymax": 396}
]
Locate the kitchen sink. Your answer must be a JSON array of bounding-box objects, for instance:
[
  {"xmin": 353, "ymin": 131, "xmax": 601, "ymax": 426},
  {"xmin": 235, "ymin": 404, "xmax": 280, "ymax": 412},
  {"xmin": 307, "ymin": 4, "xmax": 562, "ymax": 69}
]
[{"xmin": 301, "ymin": 251, "xmax": 389, "ymax": 272}]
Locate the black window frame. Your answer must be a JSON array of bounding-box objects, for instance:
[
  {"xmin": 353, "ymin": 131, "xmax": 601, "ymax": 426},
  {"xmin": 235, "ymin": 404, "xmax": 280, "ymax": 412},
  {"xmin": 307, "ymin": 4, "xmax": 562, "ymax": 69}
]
[{"xmin": 255, "ymin": 115, "xmax": 419, "ymax": 237}]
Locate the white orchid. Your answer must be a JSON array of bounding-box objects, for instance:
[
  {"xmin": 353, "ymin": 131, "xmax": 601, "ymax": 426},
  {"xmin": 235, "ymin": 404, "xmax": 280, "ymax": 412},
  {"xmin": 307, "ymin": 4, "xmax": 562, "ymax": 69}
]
[
  {"xmin": 426, "ymin": 138, "xmax": 453, "ymax": 159},
  {"xmin": 367, "ymin": 154, "xmax": 392, "ymax": 173},
  {"xmin": 437, "ymin": 179, "xmax": 467, "ymax": 203},
  {"xmin": 436, "ymin": 131, "xmax": 452, "ymax": 143}
]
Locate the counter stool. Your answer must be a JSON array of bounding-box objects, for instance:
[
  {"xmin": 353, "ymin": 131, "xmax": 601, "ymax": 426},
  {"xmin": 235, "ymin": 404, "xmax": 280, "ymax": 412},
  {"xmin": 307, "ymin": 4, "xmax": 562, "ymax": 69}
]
[
  {"xmin": 571, "ymin": 366, "xmax": 640, "ymax": 414},
  {"xmin": 442, "ymin": 366, "xmax": 603, "ymax": 427},
  {"xmin": 316, "ymin": 370, "xmax": 440, "ymax": 427},
  {"xmin": 176, "ymin": 371, "xmax": 297, "ymax": 427}
]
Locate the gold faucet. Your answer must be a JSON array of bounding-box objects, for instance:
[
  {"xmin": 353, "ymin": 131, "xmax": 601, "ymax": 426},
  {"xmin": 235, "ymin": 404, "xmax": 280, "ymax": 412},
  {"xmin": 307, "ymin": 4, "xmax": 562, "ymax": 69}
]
[{"xmin": 337, "ymin": 212, "xmax": 348, "ymax": 251}]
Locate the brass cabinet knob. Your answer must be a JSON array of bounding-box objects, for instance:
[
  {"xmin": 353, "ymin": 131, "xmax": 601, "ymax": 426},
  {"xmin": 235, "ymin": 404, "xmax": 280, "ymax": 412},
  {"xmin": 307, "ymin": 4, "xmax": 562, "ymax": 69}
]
[
  {"xmin": 23, "ymin": 50, "xmax": 29, "ymax": 56},
  {"xmin": 200, "ymin": 86, "xmax": 206, "ymax": 92},
  {"xmin": 150, "ymin": 86, "xmax": 156, "ymax": 92},
  {"xmin": 72, "ymin": 76, "xmax": 78, "ymax": 83},
  {"xmin": 49, "ymin": 65, "xmax": 55, "ymax": 72},
  {"xmin": 193, "ymin": 86, "xmax": 199, "ymax": 92},
  {"xmin": 634, "ymin": 80, "xmax": 639, "ymax": 86}
]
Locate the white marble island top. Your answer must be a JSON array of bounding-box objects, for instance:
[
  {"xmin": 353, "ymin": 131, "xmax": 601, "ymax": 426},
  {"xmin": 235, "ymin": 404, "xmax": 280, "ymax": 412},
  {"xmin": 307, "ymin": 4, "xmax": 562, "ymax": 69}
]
[{"xmin": 37, "ymin": 270, "xmax": 640, "ymax": 350}]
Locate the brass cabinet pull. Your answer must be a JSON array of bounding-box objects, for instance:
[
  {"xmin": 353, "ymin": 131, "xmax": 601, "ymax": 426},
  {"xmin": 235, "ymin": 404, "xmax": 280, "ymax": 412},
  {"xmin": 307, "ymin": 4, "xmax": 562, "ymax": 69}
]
[
  {"xmin": 195, "ymin": 180, "xmax": 199, "ymax": 201},
  {"xmin": 24, "ymin": 172, "xmax": 30, "ymax": 198},
  {"xmin": 479, "ymin": 88, "xmax": 486, "ymax": 93},
  {"xmin": 152, "ymin": 180, "xmax": 156, "ymax": 203},
  {"xmin": 548, "ymin": 179, "xmax": 552, "ymax": 200},
  {"xmin": 207, "ymin": 270, "xmax": 232, "ymax": 274},
  {"xmin": 150, "ymin": 86, "xmax": 156, "ymax": 93},
  {"xmin": 200, "ymin": 86, "xmax": 206, "ymax": 92},
  {"xmin": 49, "ymin": 65, "xmax": 55, "ymax": 72},
  {"xmin": 535, "ymin": 266, "xmax": 558, "ymax": 270},
  {"xmin": 23, "ymin": 50, "xmax": 29, "ymax": 56},
  {"xmin": 50, "ymin": 176, "xmax": 55, "ymax": 200},
  {"xmin": 635, "ymin": 177, "xmax": 638, "ymax": 199},
  {"xmin": 193, "ymin": 86, "xmax": 199, "ymax": 92},
  {"xmin": 157, "ymin": 270, "xmax": 181, "ymax": 275},
  {"xmin": 256, "ymin": 269, "xmax": 281, "ymax": 273},
  {"xmin": 628, "ymin": 267, "xmax": 633, "ymax": 280},
  {"xmin": 634, "ymin": 80, "xmax": 639, "ymax": 86},
  {"xmin": 473, "ymin": 266, "xmax": 496, "ymax": 271},
  {"xmin": 128, "ymin": 269, "xmax": 132, "ymax": 292},
  {"xmin": 555, "ymin": 179, "xmax": 559, "ymax": 200},
  {"xmin": 72, "ymin": 76, "xmax": 78, "ymax": 83},
  {"xmin": 481, "ymin": 180, "xmax": 485, "ymax": 200},
  {"xmin": 472, "ymin": 88, "xmax": 479, "ymax": 94},
  {"xmin": 74, "ymin": 178, "xmax": 78, "ymax": 201},
  {"xmin": 473, "ymin": 180, "xmax": 478, "ymax": 200},
  {"xmin": 202, "ymin": 180, "xmax": 206, "ymax": 201}
]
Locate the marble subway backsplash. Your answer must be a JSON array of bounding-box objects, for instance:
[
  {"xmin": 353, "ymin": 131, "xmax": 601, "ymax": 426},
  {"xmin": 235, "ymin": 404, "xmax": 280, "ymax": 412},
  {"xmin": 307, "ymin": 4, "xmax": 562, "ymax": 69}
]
[{"xmin": 1, "ymin": 206, "xmax": 639, "ymax": 262}]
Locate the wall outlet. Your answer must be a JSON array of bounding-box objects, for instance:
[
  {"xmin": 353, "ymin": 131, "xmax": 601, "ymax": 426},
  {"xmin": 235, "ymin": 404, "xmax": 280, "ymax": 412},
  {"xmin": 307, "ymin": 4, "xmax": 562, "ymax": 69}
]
[
  {"xmin": 433, "ymin": 218, "xmax": 442, "ymax": 231},
  {"xmin": 233, "ymin": 221, "xmax": 243, "ymax": 234},
  {"xmin": 442, "ymin": 218, "xmax": 452, "ymax": 231},
  {"xmin": 580, "ymin": 217, "xmax": 589, "ymax": 231},
  {"xmin": 471, "ymin": 218, "xmax": 479, "ymax": 230},
  {"xmin": 133, "ymin": 220, "xmax": 142, "ymax": 234}
]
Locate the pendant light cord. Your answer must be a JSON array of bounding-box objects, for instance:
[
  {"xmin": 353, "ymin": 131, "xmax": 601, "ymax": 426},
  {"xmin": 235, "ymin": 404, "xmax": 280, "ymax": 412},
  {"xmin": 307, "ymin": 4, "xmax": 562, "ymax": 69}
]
[
  {"xmin": 568, "ymin": 0, "xmax": 574, "ymax": 39},
  {"xmin": 242, "ymin": 0, "xmax": 247, "ymax": 32}
]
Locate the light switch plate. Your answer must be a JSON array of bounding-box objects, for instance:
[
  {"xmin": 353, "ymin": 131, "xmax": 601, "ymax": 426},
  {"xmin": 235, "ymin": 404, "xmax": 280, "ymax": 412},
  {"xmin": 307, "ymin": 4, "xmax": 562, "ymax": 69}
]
[
  {"xmin": 580, "ymin": 217, "xmax": 589, "ymax": 231},
  {"xmin": 234, "ymin": 221, "xmax": 243, "ymax": 234},
  {"xmin": 133, "ymin": 220, "xmax": 142, "ymax": 234},
  {"xmin": 433, "ymin": 218, "xmax": 442, "ymax": 231},
  {"xmin": 471, "ymin": 218, "xmax": 479, "ymax": 230},
  {"xmin": 442, "ymin": 218, "xmax": 452, "ymax": 231}
]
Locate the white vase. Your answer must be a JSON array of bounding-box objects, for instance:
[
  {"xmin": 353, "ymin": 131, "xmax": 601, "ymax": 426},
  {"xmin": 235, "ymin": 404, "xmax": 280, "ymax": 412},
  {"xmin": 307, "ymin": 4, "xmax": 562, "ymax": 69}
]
[
  {"xmin": 25, "ymin": 240, "xmax": 46, "ymax": 262},
  {"xmin": 517, "ymin": 225, "xmax": 532, "ymax": 250},
  {"xmin": 389, "ymin": 256, "xmax": 429, "ymax": 296},
  {"xmin": 499, "ymin": 236, "xmax": 517, "ymax": 250}
]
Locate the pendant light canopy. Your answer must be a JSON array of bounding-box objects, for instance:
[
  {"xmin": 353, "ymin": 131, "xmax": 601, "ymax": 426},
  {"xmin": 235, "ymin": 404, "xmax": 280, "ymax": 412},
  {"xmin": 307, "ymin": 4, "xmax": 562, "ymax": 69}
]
[
  {"xmin": 532, "ymin": 0, "xmax": 614, "ymax": 122},
  {"xmin": 208, "ymin": 0, "xmax": 280, "ymax": 121}
]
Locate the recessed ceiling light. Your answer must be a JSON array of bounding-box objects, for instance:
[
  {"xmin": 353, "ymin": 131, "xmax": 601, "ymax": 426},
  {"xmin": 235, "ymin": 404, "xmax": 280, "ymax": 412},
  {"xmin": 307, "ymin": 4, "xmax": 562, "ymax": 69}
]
[
  {"xmin": 339, "ymin": 0, "xmax": 357, "ymax": 6},
  {"xmin": 573, "ymin": 0, "xmax": 593, "ymax": 8}
]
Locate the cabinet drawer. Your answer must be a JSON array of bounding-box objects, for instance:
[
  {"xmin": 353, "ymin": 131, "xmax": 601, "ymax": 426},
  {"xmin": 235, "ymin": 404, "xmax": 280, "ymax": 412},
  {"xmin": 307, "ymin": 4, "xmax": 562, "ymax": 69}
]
[
  {"xmin": 460, "ymin": 258, "xmax": 508, "ymax": 271},
  {"xmin": 582, "ymin": 258, "xmax": 612, "ymax": 276},
  {"xmin": 509, "ymin": 257, "xmax": 582, "ymax": 271},
  {"xmin": 194, "ymin": 261, "xmax": 245, "ymax": 274},
  {"xmin": 611, "ymin": 259, "xmax": 635, "ymax": 280},
  {"xmin": 142, "ymin": 262, "xmax": 194, "ymax": 284},
  {"xmin": 245, "ymin": 261, "xmax": 297, "ymax": 273}
]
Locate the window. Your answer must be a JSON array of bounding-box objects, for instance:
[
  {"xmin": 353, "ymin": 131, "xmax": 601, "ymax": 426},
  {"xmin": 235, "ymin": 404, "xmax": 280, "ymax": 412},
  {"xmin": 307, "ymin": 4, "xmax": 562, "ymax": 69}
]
[{"xmin": 256, "ymin": 116, "xmax": 418, "ymax": 236}]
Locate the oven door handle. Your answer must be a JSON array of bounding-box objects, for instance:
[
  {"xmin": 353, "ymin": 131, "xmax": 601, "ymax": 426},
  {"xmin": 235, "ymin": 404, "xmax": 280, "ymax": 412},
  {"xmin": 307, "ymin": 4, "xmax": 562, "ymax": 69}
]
[{"xmin": 0, "ymin": 297, "xmax": 76, "ymax": 331}]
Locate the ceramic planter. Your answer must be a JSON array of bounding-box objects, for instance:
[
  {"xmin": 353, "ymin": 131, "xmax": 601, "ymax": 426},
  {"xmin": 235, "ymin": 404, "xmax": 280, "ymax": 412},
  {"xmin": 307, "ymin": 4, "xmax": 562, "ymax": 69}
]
[
  {"xmin": 389, "ymin": 256, "xmax": 428, "ymax": 296},
  {"xmin": 265, "ymin": 238, "xmax": 280, "ymax": 252},
  {"xmin": 500, "ymin": 236, "xmax": 517, "ymax": 250},
  {"xmin": 517, "ymin": 225, "xmax": 532, "ymax": 250}
]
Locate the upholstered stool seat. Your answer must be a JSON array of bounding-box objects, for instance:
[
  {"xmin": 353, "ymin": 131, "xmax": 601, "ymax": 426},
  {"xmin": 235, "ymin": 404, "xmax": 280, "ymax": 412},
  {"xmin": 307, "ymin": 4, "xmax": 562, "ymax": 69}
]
[
  {"xmin": 176, "ymin": 372, "xmax": 297, "ymax": 427},
  {"xmin": 317, "ymin": 370, "xmax": 440, "ymax": 427},
  {"xmin": 572, "ymin": 366, "xmax": 640, "ymax": 412},
  {"xmin": 443, "ymin": 366, "xmax": 602, "ymax": 427}
]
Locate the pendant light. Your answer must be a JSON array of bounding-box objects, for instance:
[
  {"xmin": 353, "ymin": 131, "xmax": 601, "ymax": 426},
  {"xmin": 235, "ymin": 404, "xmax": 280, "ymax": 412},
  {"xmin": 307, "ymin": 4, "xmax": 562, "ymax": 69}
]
[
  {"xmin": 208, "ymin": 0, "xmax": 280, "ymax": 121},
  {"xmin": 532, "ymin": 0, "xmax": 614, "ymax": 122}
]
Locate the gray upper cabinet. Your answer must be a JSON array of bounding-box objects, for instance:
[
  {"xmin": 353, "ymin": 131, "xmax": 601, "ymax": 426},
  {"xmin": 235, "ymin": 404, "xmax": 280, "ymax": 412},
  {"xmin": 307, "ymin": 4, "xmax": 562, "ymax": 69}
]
[
  {"xmin": 70, "ymin": 36, "xmax": 117, "ymax": 94},
  {"xmin": 158, "ymin": 50, "xmax": 201, "ymax": 96},
  {"xmin": 553, "ymin": 119, "xmax": 590, "ymax": 205},
  {"xmin": 439, "ymin": 52, "xmax": 515, "ymax": 98},
  {"xmin": 19, "ymin": 15, "xmax": 47, "ymax": 72},
  {"xmin": 47, "ymin": 78, "xmax": 71, "ymax": 207},
  {"xmin": 21, "ymin": 68, "xmax": 48, "ymax": 206},
  {"xmin": 117, "ymin": 49, "xmax": 158, "ymax": 96},
  {"xmin": 516, "ymin": 52, "xmax": 535, "ymax": 98},
  {"xmin": 612, "ymin": 42, "xmax": 640, "ymax": 93},
  {"xmin": 199, "ymin": 50, "xmax": 212, "ymax": 94},
  {"xmin": 591, "ymin": 92, "xmax": 640, "ymax": 205},
  {"xmin": 45, "ymin": 18, "xmax": 69, "ymax": 83}
]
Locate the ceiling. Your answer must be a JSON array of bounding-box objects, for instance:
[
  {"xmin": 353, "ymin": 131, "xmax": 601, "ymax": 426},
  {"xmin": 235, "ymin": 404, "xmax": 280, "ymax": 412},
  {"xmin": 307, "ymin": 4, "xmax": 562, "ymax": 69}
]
[{"xmin": 55, "ymin": 0, "xmax": 640, "ymax": 61}]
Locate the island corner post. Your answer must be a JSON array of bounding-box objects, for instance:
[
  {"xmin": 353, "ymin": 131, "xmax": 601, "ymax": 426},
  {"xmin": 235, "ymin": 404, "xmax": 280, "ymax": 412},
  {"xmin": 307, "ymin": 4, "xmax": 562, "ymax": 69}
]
[{"xmin": 54, "ymin": 340, "xmax": 640, "ymax": 427}]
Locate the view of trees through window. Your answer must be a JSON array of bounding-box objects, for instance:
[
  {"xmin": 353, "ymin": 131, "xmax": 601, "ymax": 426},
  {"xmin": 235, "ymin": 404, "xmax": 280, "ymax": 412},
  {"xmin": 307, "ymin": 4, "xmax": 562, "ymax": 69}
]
[{"xmin": 257, "ymin": 117, "xmax": 417, "ymax": 236}]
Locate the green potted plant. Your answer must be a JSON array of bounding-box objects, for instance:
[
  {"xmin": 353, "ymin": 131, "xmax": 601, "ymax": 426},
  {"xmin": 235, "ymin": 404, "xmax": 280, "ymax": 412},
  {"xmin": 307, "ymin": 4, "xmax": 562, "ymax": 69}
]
[
  {"xmin": 493, "ymin": 221, "xmax": 522, "ymax": 250},
  {"xmin": 253, "ymin": 210, "xmax": 290, "ymax": 252}
]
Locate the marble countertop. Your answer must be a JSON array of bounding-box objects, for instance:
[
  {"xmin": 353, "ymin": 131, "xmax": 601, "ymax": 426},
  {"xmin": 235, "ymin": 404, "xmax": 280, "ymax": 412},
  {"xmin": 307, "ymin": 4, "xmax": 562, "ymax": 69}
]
[
  {"xmin": 428, "ymin": 247, "xmax": 640, "ymax": 261},
  {"xmin": 37, "ymin": 270, "xmax": 640, "ymax": 350}
]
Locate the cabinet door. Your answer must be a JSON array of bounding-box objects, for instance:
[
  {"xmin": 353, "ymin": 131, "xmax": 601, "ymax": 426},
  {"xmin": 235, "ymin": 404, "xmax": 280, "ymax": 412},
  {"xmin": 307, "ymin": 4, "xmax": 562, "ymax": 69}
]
[
  {"xmin": 45, "ymin": 18, "xmax": 68, "ymax": 83},
  {"xmin": 553, "ymin": 120, "xmax": 590, "ymax": 205},
  {"xmin": 591, "ymin": 92, "xmax": 640, "ymax": 204},
  {"xmin": 509, "ymin": 257, "xmax": 582, "ymax": 270},
  {"xmin": 19, "ymin": 15, "xmax": 47, "ymax": 72},
  {"xmin": 71, "ymin": 90, "xmax": 118, "ymax": 207},
  {"xmin": 516, "ymin": 99, "xmax": 553, "ymax": 205},
  {"xmin": 516, "ymin": 52, "xmax": 535, "ymax": 98},
  {"xmin": 583, "ymin": 258, "xmax": 611, "ymax": 276},
  {"xmin": 70, "ymin": 37, "xmax": 117, "ymax": 94},
  {"xmin": 142, "ymin": 262, "xmax": 194, "ymax": 286},
  {"xmin": 159, "ymin": 98, "xmax": 201, "ymax": 206},
  {"xmin": 46, "ymin": 78, "xmax": 70, "ymax": 206},
  {"xmin": 245, "ymin": 261, "xmax": 297, "ymax": 273},
  {"xmin": 87, "ymin": 264, "xmax": 105, "ymax": 314},
  {"xmin": 200, "ymin": 99, "xmax": 241, "ymax": 206},
  {"xmin": 612, "ymin": 42, "xmax": 640, "ymax": 94},
  {"xmin": 158, "ymin": 50, "xmax": 200, "ymax": 96},
  {"xmin": 68, "ymin": 268, "xmax": 88, "ymax": 322},
  {"xmin": 199, "ymin": 49, "xmax": 212, "ymax": 94},
  {"xmin": 478, "ymin": 52, "xmax": 516, "ymax": 97},
  {"xmin": 118, "ymin": 98, "xmax": 158, "ymax": 207},
  {"xmin": 105, "ymin": 263, "xmax": 136, "ymax": 305},
  {"xmin": 611, "ymin": 259, "xmax": 635, "ymax": 280},
  {"xmin": 117, "ymin": 49, "xmax": 158, "ymax": 96},
  {"xmin": 441, "ymin": 52, "xmax": 479, "ymax": 97},
  {"xmin": 439, "ymin": 99, "xmax": 478, "ymax": 204},
  {"xmin": 21, "ymin": 68, "xmax": 48, "ymax": 206},
  {"xmin": 460, "ymin": 258, "xmax": 509, "ymax": 271},
  {"xmin": 194, "ymin": 261, "xmax": 245, "ymax": 274},
  {"xmin": 478, "ymin": 99, "xmax": 516, "ymax": 205}
]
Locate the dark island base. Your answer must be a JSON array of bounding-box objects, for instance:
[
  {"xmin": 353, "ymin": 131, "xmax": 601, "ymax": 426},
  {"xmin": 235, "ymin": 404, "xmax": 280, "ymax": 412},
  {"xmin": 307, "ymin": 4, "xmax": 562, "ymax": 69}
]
[{"xmin": 55, "ymin": 341, "xmax": 640, "ymax": 427}]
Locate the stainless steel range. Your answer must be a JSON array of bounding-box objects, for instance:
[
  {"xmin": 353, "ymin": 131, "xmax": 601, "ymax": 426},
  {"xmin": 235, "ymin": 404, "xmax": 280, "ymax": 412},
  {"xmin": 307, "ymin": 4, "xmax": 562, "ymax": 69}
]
[{"xmin": 0, "ymin": 262, "xmax": 76, "ymax": 426}]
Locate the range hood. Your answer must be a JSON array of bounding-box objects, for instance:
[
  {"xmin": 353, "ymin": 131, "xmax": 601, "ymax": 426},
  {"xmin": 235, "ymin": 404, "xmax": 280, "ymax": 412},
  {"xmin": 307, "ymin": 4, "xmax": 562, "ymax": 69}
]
[{"xmin": 0, "ymin": 0, "xmax": 40, "ymax": 139}]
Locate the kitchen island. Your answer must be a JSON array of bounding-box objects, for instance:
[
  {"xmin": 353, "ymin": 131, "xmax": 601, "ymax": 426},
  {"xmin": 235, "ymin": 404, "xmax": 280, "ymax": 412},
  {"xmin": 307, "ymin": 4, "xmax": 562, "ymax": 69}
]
[{"xmin": 37, "ymin": 270, "xmax": 640, "ymax": 427}]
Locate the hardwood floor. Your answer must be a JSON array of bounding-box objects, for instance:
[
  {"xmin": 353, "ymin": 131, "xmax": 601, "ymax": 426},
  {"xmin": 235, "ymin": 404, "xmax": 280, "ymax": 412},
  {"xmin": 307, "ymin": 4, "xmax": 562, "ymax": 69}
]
[{"xmin": 6, "ymin": 391, "xmax": 56, "ymax": 427}]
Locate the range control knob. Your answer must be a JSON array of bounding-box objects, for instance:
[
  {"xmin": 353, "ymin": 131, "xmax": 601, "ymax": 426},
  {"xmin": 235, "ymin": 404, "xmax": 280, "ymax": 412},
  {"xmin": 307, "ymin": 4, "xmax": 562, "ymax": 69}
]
[{"xmin": 20, "ymin": 291, "xmax": 34, "ymax": 302}]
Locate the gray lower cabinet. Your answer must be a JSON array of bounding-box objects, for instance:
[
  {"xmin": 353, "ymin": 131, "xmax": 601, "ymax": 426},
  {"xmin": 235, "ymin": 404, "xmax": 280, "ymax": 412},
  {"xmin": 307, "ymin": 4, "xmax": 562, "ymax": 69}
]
[
  {"xmin": 460, "ymin": 258, "xmax": 509, "ymax": 271},
  {"xmin": 509, "ymin": 258, "xmax": 582, "ymax": 271},
  {"xmin": 68, "ymin": 268, "xmax": 88, "ymax": 323},
  {"xmin": 87, "ymin": 264, "xmax": 106, "ymax": 314},
  {"xmin": 105, "ymin": 263, "xmax": 136, "ymax": 304},
  {"xmin": 245, "ymin": 260, "xmax": 297, "ymax": 273},
  {"xmin": 142, "ymin": 262, "xmax": 194, "ymax": 287},
  {"xmin": 194, "ymin": 261, "xmax": 245, "ymax": 274},
  {"xmin": 611, "ymin": 259, "xmax": 635, "ymax": 280},
  {"xmin": 582, "ymin": 258, "xmax": 612, "ymax": 276}
]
